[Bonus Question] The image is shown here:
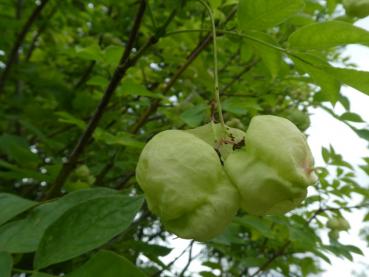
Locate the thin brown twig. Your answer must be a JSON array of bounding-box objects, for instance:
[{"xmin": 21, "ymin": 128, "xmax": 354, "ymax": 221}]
[
  {"xmin": 248, "ymin": 241, "xmax": 291, "ymax": 277},
  {"xmin": 151, "ymin": 241, "xmax": 195, "ymax": 277},
  {"xmin": 179, "ymin": 241, "xmax": 195, "ymax": 277},
  {"xmin": 116, "ymin": 172, "xmax": 135, "ymax": 190},
  {"xmin": 0, "ymin": 0, "xmax": 51, "ymax": 93},
  {"xmin": 307, "ymin": 202, "xmax": 369, "ymax": 224}
]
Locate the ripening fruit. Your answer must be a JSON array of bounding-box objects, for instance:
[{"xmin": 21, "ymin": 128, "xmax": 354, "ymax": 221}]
[
  {"xmin": 224, "ymin": 115, "xmax": 317, "ymax": 215},
  {"xmin": 136, "ymin": 115, "xmax": 316, "ymax": 240},
  {"xmin": 328, "ymin": 229, "xmax": 339, "ymax": 241},
  {"xmin": 65, "ymin": 165, "xmax": 95, "ymax": 192},
  {"xmin": 327, "ymin": 217, "xmax": 350, "ymax": 231},
  {"xmin": 284, "ymin": 109, "xmax": 310, "ymax": 131},
  {"xmin": 343, "ymin": 0, "xmax": 369, "ymax": 18},
  {"xmin": 136, "ymin": 130, "xmax": 240, "ymax": 241},
  {"xmin": 226, "ymin": 118, "xmax": 246, "ymax": 130}
]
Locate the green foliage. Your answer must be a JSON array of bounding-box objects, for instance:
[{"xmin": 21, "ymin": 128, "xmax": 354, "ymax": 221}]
[
  {"xmin": 288, "ymin": 21, "xmax": 369, "ymax": 50},
  {"xmin": 66, "ymin": 250, "xmax": 146, "ymax": 277},
  {"xmin": 34, "ymin": 195, "xmax": 143, "ymax": 269},
  {"xmin": 0, "ymin": 193, "xmax": 36, "ymax": 225},
  {"xmin": 0, "ymin": 188, "xmax": 119, "ymax": 253},
  {"xmin": 0, "ymin": 252, "xmax": 12, "ymax": 277},
  {"xmin": 238, "ymin": 0, "xmax": 305, "ymax": 31},
  {"xmin": 0, "ymin": 0, "xmax": 368, "ymax": 276}
]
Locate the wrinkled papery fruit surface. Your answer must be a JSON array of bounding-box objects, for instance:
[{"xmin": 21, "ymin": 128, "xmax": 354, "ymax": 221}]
[
  {"xmin": 225, "ymin": 115, "xmax": 317, "ymax": 215},
  {"xmin": 186, "ymin": 123, "xmax": 246, "ymax": 160},
  {"xmin": 136, "ymin": 115, "xmax": 316, "ymax": 240},
  {"xmin": 343, "ymin": 0, "xmax": 369, "ymax": 18},
  {"xmin": 136, "ymin": 130, "xmax": 240, "ymax": 241}
]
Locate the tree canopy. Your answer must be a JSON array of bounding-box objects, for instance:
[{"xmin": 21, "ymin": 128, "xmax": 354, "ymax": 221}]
[{"xmin": 0, "ymin": 0, "xmax": 369, "ymax": 276}]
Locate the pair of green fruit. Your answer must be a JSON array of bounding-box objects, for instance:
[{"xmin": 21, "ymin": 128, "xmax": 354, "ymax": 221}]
[
  {"xmin": 136, "ymin": 115, "xmax": 317, "ymax": 241},
  {"xmin": 327, "ymin": 217, "xmax": 350, "ymax": 241}
]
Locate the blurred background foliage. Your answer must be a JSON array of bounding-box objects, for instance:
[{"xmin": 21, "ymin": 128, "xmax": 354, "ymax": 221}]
[{"xmin": 0, "ymin": 0, "xmax": 369, "ymax": 276}]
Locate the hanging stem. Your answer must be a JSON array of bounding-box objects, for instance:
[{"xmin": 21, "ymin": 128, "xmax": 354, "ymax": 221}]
[{"xmin": 198, "ymin": 0, "xmax": 225, "ymax": 128}]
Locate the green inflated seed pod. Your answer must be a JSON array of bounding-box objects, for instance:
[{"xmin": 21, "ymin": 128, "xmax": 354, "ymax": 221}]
[
  {"xmin": 136, "ymin": 130, "xmax": 240, "ymax": 241},
  {"xmin": 226, "ymin": 118, "xmax": 246, "ymax": 130},
  {"xmin": 224, "ymin": 115, "xmax": 317, "ymax": 215},
  {"xmin": 343, "ymin": 0, "xmax": 369, "ymax": 18},
  {"xmin": 327, "ymin": 217, "xmax": 350, "ymax": 231},
  {"xmin": 284, "ymin": 109, "xmax": 310, "ymax": 131},
  {"xmin": 328, "ymin": 229, "xmax": 340, "ymax": 241}
]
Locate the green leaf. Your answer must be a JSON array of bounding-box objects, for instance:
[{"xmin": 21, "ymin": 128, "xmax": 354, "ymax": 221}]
[
  {"xmin": 94, "ymin": 129, "xmax": 145, "ymax": 149},
  {"xmin": 87, "ymin": 76, "xmax": 109, "ymax": 88},
  {"xmin": 327, "ymin": 0, "xmax": 337, "ymax": 14},
  {"xmin": 246, "ymin": 31, "xmax": 282, "ymax": 78},
  {"xmin": 343, "ymin": 244, "xmax": 364, "ymax": 255},
  {"xmin": 202, "ymin": 261, "xmax": 222, "ymax": 270},
  {"xmin": 31, "ymin": 273, "xmax": 56, "ymax": 277},
  {"xmin": 18, "ymin": 119, "xmax": 63, "ymax": 149},
  {"xmin": 312, "ymin": 249, "xmax": 331, "ymax": 264},
  {"xmin": 292, "ymin": 54, "xmax": 340, "ymax": 103},
  {"xmin": 288, "ymin": 21, "xmax": 369, "ymax": 50},
  {"xmin": 287, "ymin": 14, "xmax": 315, "ymax": 26},
  {"xmin": 288, "ymin": 223, "xmax": 317, "ymax": 248},
  {"xmin": 180, "ymin": 104, "xmax": 207, "ymax": 127},
  {"xmin": 0, "ymin": 193, "xmax": 36, "ymax": 226},
  {"xmin": 117, "ymin": 240, "xmax": 171, "ymax": 267},
  {"xmin": 325, "ymin": 67, "xmax": 369, "ymax": 96},
  {"xmin": 35, "ymin": 195, "xmax": 143, "ymax": 269},
  {"xmin": 322, "ymin": 147, "xmax": 330, "ymax": 163},
  {"xmin": 66, "ymin": 250, "xmax": 146, "ymax": 277},
  {"xmin": 235, "ymin": 215, "xmax": 273, "ymax": 238},
  {"xmin": 0, "ymin": 252, "xmax": 12, "ymax": 277},
  {"xmin": 56, "ymin": 112, "xmax": 86, "ymax": 129},
  {"xmin": 209, "ymin": 0, "xmax": 222, "ymax": 10},
  {"xmin": 0, "ymin": 134, "xmax": 40, "ymax": 167},
  {"xmin": 323, "ymin": 244, "xmax": 354, "ymax": 261},
  {"xmin": 118, "ymin": 80, "xmax": 164, "ymax": 99},
  {"xmin": 0, "ymin": 159, "xmax": 49, "ymax": 181},
  {"xmin": 118, "ymin": 240, "xmax": 172, "ymax": 257},
  {"xmin": 363, "ymin": 212, "xmax": 369, "ymax": 221},
  {"xmin": 56, "ymin": 112, "xmax": 144, "ymax": 148},
  {"xmin": 222, "ymin": 97, "xmax": 261, "ymax": 115},
  {"xmin": 211, "ymin": 223, "xmax": 244, "ymax": 245},
  {"xmin": 240, "ymin": 43, "xmax": 253, "ymax": 63},
  {"xmin": 0, "ymin": 188, "xmax": 118, "ymax": 253},
  {"xmin": 354, "ymin": 128, "xmax": 369, "ymax": 141},
  {"xmin": 299, "ymin": 257, "xmax": 318, "ymax": 276},
  {"xmin": 76, "ymin": 44, "xmax": 102, "ymax": 61},
  {"xmin": 104, "ymin": 45, "xmax": 124, "ymax": 66},
  {"xmin": 340, "ymin": 112, "xmax": 364, "ymax": 122},
  {"xmin": 200, "ymin": 272, "xmax": 218, "ymax": 277},
  {"xmin": 241, "ymin": 257, "xmax": 267, "ymax": 267},
  {"xmin": 238, "ymin": 0, "xmax": 305, "ymax": 31}
]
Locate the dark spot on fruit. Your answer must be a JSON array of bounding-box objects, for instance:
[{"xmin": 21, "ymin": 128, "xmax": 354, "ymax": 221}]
[{"xmin": 233, "ymin": 137, "xmax": 245, "ymax": 150}]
